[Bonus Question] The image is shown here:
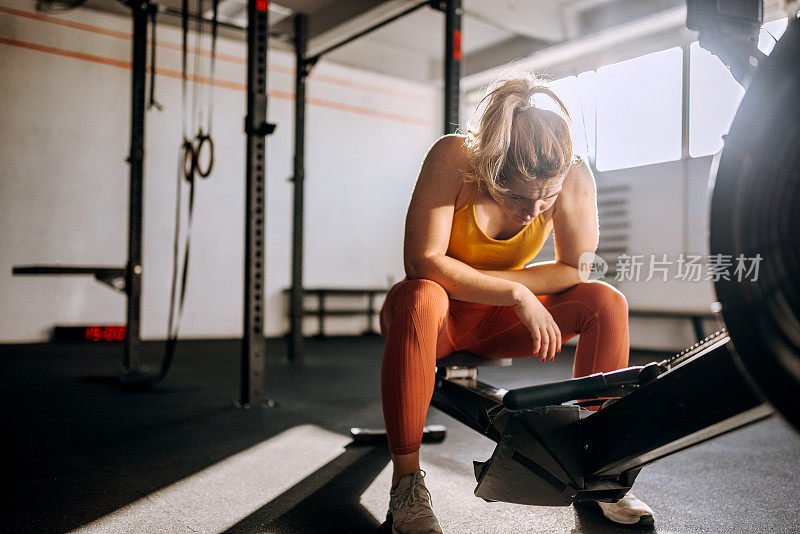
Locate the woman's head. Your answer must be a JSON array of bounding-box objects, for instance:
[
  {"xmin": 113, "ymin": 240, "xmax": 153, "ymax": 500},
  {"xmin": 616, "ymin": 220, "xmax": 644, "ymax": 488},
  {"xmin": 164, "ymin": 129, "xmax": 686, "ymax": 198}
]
[{"xmin": 464, "ymin": 71, "xmax": 574, "ymax": 222}]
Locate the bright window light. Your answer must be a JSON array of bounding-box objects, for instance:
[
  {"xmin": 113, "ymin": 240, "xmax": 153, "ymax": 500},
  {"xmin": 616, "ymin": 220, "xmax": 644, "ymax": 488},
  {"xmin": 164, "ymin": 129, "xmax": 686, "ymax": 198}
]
[
  {"xmin": 595, "ymin": 47, "xmax": 683, "ymax": 171},
  {"xmin": 688, "ymin": 18, "xmax": 786, "ymax": 158},
  {"xmin": 689, "ymin": 42, "xmax": 745, "ymax": 157},
  {"xmin": 759, "ymin": 17, "xmax": 789, "ymax": 55},
  {"xmin": 577, "ymin": 70, "xmax": 597, "ymax": 164},
  {"xmin": 541, "ymin": 75, "xmax": 590, "ymax": 162}
]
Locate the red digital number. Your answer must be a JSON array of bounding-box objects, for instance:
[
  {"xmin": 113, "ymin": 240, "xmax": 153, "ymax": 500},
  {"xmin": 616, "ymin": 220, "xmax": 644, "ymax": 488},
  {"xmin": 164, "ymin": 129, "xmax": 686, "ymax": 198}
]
[
  {"xmin": 85, "ymin": 326, "xmax": 102, "ymax": 341},
  {"xmin": 114, "ymin": 326, "xmax": 126, "ymax": 341},
  {"xmin": 84, "ymin": 325, "xmax": 125, "ymax": 341}
]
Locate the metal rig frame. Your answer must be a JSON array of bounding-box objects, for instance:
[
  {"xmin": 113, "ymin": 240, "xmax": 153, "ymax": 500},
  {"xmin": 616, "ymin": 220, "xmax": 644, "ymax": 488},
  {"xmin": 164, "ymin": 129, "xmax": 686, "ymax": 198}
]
[
  {"xmin": 12, "ymin": 0, "xmax": 153, "ymax": 380},
  {"xmin": 288, "ymin": 0, "xmax": 463, "ymax": 362},
  {"xmin": 12, "ymin": 0, "xmax": 272, "ymax": 406}
]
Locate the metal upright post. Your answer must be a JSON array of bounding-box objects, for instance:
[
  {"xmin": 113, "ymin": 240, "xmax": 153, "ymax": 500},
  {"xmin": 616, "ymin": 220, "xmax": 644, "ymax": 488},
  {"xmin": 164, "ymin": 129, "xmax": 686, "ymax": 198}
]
[
  {"xmin": 289, "ymin": 14, "xmax": 308, "ymax": 363},
  {"xmin": 124, "ymin": 0, "xmax": 148, "ymax": 375},
  {"xmin": 444, "ymin": 0, "xmax": 462, "ymax": 134},
  {"xmin": 242, "ymin": 0, "xmax": 272, "ymax": 407},
  {"xmin": 680, "ymin": 41, "xmax": 691, "ymax": 255}
]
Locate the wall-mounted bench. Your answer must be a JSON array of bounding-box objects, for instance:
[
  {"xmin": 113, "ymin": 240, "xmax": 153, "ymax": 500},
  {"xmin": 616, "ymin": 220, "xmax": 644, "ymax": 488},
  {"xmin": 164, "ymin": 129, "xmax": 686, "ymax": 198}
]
[
  {"xmin": 284, "ymin": 287, "xmax": 388, "ymax": 337},
  {"xmin": 12, "ymin": 265, "xmax": 127, "ymax": 291}
]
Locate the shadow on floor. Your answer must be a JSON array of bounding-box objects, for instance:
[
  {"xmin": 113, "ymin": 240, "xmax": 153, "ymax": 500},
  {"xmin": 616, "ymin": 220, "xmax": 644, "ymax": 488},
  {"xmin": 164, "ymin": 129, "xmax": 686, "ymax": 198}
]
[
  {"xmin": 572, "ymin": 501, "xmax": 658, "ymax": 533},
  {"xmin": 1, "ymin": 337, "xmax": 390, "ymax": 533},
  {"xmin": 224, "ymin": 444, "xmax": 392, "ymax": 534},
  {"xmin": 7, "ymin": 336, "xmax": 781, "ymax": 533}
]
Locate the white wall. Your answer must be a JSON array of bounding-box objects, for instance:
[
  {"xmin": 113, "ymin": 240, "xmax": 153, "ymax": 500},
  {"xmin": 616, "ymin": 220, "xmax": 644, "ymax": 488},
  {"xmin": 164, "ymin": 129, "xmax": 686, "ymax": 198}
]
[
  {"xmin": 530, "ymin": 156, "xmax": 724, "ymax": 352},
  {"xmin": 0, "ymin": 1, "xmax": 731, "ymax": 351},
  {"xmin": 595, "ymin": 157, "xmax": 725, "ymax": 351},
  {"xmin": 0, "ymin": 0, "xmax": 440, "ymax": 342}
]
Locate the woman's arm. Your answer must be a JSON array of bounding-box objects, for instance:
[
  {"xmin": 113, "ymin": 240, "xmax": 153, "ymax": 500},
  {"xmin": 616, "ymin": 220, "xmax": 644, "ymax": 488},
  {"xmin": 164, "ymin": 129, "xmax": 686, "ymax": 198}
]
[
  {"xmin": 404, "ymin": 135, "xmax": 530, "ymax": 306},
  {"xmin": 477, "ymin": 159, "xmax": 600, "ymax": 295}
]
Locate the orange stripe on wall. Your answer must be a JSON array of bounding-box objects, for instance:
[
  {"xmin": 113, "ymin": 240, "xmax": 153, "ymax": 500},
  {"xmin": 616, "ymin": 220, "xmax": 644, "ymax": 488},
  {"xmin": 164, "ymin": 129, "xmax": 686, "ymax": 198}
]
[
  {"xmin": 0, "ymin": 36, "xmax": 434, "ymax": 127},
  {"xmin": 0, "ymin": 5, "xmax": 429, "ymax": 102},
  {"xmin": 270, "ymin": 90, "xmax": 434, "ymax": 126},
  {"xmin": 0, "ymin": 36, "xmax": 131, "ymax": 69},
  {"xmin": 307, "ymin": 73, "xmax": 426, "ymax": 102},
  {"xmin": 152, "ymin": 64, "xmax": 247, "ymax": 91},
  {"xmin": 0, "ymin": 5, "xmax": 247, "ymax": 64},
  {"xmin": 267, "ymin": 63, "xmax": 424, "ymax": 101},
  {"xmin": 0, "ymin": 5, "xmax": 131, "ymax": 39},
  {"xmin": 152, "ymin": 37, "xmax": 248, "ymax": 65}
]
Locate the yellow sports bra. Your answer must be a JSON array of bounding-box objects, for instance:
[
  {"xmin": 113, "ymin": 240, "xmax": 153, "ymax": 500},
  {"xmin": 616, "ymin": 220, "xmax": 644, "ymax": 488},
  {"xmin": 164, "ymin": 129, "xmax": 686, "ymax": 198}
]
[{"xmin": 446, "ymin": 191, "xmax": 553, "ymax": 271}]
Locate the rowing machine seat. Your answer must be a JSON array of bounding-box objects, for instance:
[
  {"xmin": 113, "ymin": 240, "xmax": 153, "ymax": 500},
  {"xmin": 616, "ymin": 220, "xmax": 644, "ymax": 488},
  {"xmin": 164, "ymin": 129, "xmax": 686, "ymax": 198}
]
[{"xmin": 436, "ymin": 351, "xmax": 512, "ymax": 368}]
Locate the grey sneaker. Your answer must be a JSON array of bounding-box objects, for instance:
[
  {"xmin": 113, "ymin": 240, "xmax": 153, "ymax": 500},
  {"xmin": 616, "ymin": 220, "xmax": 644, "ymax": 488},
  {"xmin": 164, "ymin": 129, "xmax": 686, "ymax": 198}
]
[
  {"xmin": 596, "ymin": 493, "xmax": 655, "ymax": 525},
  {"xmin": 386, "ymin": 469, "xmax": 444, "ymax": 534}
]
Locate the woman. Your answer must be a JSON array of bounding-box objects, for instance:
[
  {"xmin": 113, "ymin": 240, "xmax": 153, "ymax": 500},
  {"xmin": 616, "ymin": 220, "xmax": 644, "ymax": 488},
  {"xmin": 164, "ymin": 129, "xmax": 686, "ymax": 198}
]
[{"xmin": 379, "ymin": 73, "xmax": 654, "ymax": 533}]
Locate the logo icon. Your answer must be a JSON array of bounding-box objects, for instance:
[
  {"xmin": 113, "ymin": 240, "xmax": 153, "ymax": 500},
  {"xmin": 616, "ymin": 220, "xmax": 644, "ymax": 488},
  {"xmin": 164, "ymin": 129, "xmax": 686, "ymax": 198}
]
[{"xmin": 578, "ymin": 252, "xmax": 608, "ymax": 282}]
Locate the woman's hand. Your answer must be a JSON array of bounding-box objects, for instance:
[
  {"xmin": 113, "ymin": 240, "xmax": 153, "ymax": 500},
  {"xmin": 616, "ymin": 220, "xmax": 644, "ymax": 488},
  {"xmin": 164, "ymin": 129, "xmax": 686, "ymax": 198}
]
[{"xmin": 512, "ymin": 288, "xmax": 562, "ymax": 362}]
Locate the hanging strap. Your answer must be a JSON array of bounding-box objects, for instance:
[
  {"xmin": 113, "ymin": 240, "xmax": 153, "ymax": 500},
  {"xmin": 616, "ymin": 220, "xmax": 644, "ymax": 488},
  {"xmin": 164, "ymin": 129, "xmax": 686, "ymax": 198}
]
[
  {"xmin": 161, "ymin": 158, "xmax": 197, "ymax": 383},
  {"xmin": 151, "ymin": 0, "xmax": 200, "ymax": 388},
  {"xmin": 147, "ymin": 5, "xmax": 163, "ymax": 111},
  {"xmin": 146, "ymin": 0, "xmax": 218, "ymax": 388},
  {"xmin": 196, "ymin": 0, "xmax": 218, "ymax": 178},
  {"xmin": 207, "ymin": 0, "xmax": 218, "ymax": 135},
  {"xmin": 181, "ymin": 0, "xmax": 190, "ymax": 141},
  {"xmin": 191, "ymin": 0, "xmax": 202, "ymax": 137}
]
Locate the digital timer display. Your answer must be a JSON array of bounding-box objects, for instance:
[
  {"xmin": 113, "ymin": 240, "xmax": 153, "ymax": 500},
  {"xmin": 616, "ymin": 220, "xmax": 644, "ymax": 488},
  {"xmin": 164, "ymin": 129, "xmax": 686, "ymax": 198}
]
[
  {"xmin": 52, "ymin": 325, "xmax": 127, "ymax": 342},
  {"xmin": 84, "ymin": 326, "xmax": 127, "ymax": 342}
]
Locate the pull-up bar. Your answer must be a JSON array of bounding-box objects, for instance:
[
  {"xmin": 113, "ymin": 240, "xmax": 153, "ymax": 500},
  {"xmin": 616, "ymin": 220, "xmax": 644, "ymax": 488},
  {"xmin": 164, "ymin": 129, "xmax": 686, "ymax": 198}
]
[{"xmin": 304, "ymin": 1, "xmax": 431, "ymax": 67}]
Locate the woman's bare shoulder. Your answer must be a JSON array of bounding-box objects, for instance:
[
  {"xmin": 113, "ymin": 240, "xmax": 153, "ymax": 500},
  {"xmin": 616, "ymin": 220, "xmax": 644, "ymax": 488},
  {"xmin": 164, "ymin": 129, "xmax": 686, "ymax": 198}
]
[
  {"xmin": 562, "ymin": 156, "xmax": 596, "ymax": 197},
  {"xmin": 425, "ymin": 134, "xmax": 470, "ymax": 165},
  {"xmin": 419, "ymin": 135, "xmax": 472, "ymax": 206},
  {"xmin": 423, "ymin": 134, "xmax": 470, "ymax": 180}
]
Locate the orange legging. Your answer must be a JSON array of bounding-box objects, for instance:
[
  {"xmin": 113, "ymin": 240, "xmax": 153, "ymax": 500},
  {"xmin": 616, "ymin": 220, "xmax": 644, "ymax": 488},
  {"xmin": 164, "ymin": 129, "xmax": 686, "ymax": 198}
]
[{"xmin": 379, "ymin": 278, "xmax": 630, "ymax": 456}]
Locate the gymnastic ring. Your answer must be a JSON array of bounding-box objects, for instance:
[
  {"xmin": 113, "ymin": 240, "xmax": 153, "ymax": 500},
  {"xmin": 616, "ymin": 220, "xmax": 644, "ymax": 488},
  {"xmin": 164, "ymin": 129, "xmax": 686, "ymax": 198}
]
[
  {"xmin": 182, "ymin": 137, "xmax": 196, "ymax": 182},
  {"xmin": 195, "ymin": 133, "xmax": 215, "ymax": 178}
]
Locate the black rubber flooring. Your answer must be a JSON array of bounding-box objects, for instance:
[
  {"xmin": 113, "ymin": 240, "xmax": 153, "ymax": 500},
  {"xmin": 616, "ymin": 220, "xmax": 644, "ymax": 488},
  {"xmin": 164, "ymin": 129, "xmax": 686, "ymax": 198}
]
[{"xmin": 2, "ymin": 337, "xmax": 799, "ymax": 533}]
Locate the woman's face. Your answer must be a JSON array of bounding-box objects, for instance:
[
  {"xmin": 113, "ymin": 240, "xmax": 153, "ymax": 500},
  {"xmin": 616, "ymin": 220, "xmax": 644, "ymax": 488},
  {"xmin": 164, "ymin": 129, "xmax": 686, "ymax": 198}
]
[{"xmin": 492, "ymin": 174, "xmax": 564, "ymax": 224}]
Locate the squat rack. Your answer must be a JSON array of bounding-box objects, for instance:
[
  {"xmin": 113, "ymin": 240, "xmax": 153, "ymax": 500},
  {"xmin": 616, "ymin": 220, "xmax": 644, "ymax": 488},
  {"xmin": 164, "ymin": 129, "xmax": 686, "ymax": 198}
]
[
  {"xmin": 12, "ymin": 0, "xmax": 461, "ymax": 399},
  {"xmin": 13, "ymin": 0, "xmax": 273, "ymax": 407},
  {"xmin": 287, "ymin": 0, "xmax": 463, "ymax": 362}
]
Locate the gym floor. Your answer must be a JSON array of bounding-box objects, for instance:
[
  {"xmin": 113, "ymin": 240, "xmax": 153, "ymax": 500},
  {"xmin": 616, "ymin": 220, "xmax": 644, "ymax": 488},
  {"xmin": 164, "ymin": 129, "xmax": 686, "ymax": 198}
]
[{"xmin": 4, "ymin": 337, "xmax": 799, "ymax": 534}]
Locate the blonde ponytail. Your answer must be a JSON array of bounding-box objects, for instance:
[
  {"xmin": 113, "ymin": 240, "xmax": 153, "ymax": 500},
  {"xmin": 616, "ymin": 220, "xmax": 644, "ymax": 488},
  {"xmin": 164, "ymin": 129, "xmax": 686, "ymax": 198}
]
[{"xmin": 463, "ymin": 70, "xmax": 574, "ymax": 197}]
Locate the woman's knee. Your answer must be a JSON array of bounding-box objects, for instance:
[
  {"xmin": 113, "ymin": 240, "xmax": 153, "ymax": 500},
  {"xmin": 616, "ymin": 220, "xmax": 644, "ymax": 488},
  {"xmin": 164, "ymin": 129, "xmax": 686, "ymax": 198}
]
[
  {"xmin": 382, "ymin": 279, "xmax": 449, "ymax": 325},
  {"xmin": 575, "ymin": 281, "xmax": 628, "ymax": 318}
]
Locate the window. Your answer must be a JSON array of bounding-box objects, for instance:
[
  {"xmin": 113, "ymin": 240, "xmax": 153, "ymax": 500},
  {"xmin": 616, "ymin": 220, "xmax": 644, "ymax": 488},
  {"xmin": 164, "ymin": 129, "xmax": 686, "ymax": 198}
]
[
  {"xmin": 595, "ymin": 47, "xmax": 684, "ymax": 171},
  {"xmin": 688, "ymin": 18, "xmax": 787, "ymax": 157},
  {"xmin": 541, "ymin": 74, "xmax": 593, "ymax": 162},
  {"xmin": 577, "ymin": 70, "xmax": 597, "ymax": 164},
  {"xmin": 759, "ymin": 17, "xmax": 789, "ymax": 55},
  {"xmin": 688, "ymin": 42, "xmax": 745, "ymax": 157},
  {"xmin": 470, "ymin": 18, "xmax": 790, "ymax": 170}
]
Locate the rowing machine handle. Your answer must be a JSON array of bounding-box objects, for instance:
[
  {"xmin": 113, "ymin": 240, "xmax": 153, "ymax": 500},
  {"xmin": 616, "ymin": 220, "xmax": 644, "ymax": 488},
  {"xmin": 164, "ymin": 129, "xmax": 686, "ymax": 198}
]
[{"xmin": 502, "ymin": 366, "xmax": 644, "ymax": 410}]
